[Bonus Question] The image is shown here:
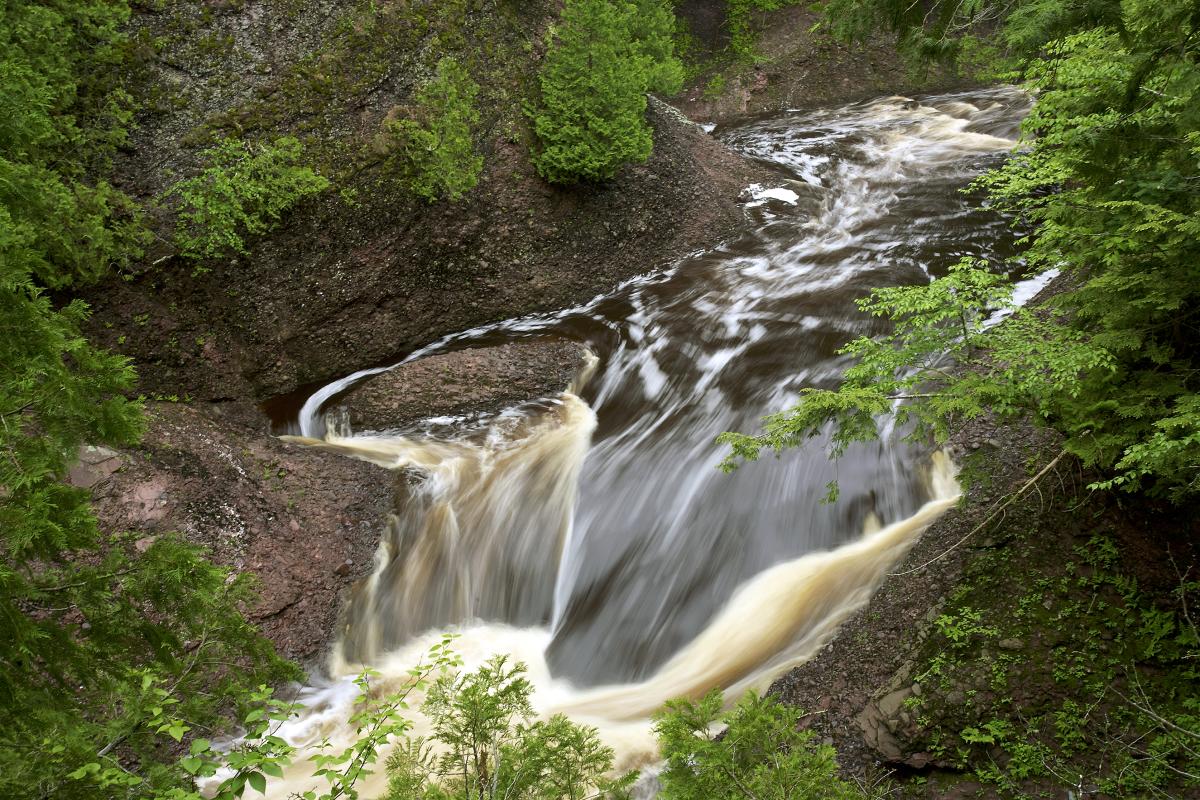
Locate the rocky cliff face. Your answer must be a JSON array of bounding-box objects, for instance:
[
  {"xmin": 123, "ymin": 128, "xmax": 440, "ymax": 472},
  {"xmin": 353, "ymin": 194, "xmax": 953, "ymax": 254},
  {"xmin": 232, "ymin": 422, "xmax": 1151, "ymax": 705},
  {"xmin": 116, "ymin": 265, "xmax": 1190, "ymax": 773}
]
[
  {"xmin": 77, "ymin": 0, "xmax": 777, "ymax": 664},
  {"xmin": 77, "ymin": 401, "xmax": 395, "ymax": 664},
  {"xmin": 85, "ymin": 0, "xmax": 770, "ymax": 404},
  {"xmin": 673, "ymin": 2, "xmax": 963, "ymax": 123}
]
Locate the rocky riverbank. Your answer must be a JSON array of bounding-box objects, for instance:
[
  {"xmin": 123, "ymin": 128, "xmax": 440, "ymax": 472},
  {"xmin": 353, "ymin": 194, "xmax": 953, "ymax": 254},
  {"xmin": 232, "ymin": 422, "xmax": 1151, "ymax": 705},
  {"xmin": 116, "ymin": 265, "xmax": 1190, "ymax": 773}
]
[
  {"xmin": 77, "ymin": 401, "xmax": 394, "ymax": 664},
  {"xmin": 672, "ymin": 2, "xmax": 964, "ymax": 124},
  {"xmin": 766, "ymin": 319, "xmax": 1200, "ymax": 796}
]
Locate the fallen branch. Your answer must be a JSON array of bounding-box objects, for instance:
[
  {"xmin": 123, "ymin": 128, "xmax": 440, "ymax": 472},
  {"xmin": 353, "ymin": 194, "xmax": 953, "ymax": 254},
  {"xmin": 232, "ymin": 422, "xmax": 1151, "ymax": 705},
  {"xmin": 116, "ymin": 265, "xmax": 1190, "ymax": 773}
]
[{"xmin": 890, "ymin": 449, "xmax": 1069, "ymax": 577}]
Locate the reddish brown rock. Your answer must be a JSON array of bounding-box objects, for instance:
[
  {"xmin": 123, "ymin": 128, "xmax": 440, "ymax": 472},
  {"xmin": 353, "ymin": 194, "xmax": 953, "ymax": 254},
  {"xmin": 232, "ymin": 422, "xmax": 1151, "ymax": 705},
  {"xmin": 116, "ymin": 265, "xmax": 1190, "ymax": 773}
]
[
  {"xmin": 88, "ymin": 401, "xmax": 394, "ymax": 663},
  {"xmin": 339, "ymin": 340, "xmax": 590, "ymax": 433}
]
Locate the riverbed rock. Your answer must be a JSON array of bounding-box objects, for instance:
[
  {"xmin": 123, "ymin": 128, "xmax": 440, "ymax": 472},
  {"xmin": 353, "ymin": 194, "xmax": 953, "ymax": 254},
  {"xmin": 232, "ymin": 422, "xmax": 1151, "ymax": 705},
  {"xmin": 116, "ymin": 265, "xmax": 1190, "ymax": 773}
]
[
  {"xmin": 88, "ymin": 401, "xmax": 394, "ymax": 663},
  {"xmin": 67, "ymin": 445, "xmax": 123, "ymax": 490},
  {"xmin": 338, "ymin": 340, "xmax": 591, "ymax": 433}
]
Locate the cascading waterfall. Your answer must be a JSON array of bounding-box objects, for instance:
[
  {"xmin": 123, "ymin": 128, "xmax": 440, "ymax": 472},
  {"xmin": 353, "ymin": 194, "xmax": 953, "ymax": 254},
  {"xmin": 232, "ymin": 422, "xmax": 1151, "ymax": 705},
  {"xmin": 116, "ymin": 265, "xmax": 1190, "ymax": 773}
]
[
  {"xmin": 301, "ymin": 395, "xmax": 598, "ymax": 661},
  {"xmin": 241, "ymin": 87, "xmax": 1042, "ymax": 799}
]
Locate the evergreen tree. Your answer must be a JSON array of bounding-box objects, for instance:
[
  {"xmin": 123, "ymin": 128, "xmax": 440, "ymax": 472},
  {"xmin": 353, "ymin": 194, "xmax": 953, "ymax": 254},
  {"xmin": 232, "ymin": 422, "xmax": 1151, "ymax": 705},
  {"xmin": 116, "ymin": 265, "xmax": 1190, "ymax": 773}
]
[
  {"xmin": 530, "ymin": 0, "xmax": 683, "ymax": 184},
  {"xmin": 631, "ymin": 0, "xmax": 686, "ymax": 93},
  {"xmin": 1, "ymin": 3, "xmax": 301, "ymax": 795}
]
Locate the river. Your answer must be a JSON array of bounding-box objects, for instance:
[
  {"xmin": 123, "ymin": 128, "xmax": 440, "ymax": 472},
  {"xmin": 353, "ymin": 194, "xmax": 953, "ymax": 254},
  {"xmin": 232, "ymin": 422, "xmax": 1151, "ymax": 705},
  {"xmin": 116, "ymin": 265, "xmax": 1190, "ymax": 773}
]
[{"xmin": 245, "ymin": 87, "xmax": 1033, "ymax": 797}]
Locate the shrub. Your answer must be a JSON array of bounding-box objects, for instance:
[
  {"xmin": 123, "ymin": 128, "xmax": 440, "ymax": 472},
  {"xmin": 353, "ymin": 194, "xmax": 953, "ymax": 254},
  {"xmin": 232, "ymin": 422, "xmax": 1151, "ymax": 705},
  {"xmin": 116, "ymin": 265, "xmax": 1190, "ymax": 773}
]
[
  {"xmin": 379, "ymin": 57, "xmax": 483, "ymax": 203},
  {"xmin": 384, "ymin": 655, "xmax": 633, "ymax": 800},
  {"xmin": 166, "ymin": 136, "xmax": 329, "ymax": 265},
  {"xmin": 656, "ymin": 689, "xmax": 867, "ymax": 800}
]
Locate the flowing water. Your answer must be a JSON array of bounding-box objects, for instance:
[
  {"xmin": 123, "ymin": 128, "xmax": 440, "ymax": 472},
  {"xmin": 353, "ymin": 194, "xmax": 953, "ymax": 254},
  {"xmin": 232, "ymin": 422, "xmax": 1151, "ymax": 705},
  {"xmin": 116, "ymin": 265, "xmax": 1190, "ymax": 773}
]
[{"xmin": 248, "ymin": 87, "xmax": 1035, "ymax": 797}]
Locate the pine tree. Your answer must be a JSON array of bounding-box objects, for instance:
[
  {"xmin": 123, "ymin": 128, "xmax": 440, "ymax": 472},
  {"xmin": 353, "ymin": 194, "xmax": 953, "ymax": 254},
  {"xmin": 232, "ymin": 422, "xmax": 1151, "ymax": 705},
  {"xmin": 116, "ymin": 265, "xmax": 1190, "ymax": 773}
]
[
  {"xmin": 1, "ymin": 3, "xmax": 301, "ymax": 795},
  {"xmin": 631, "ymin": 0, "xmax": 686, "ymax": 93},
  {"xmin": 530, "ymin": 0, "xmax": 683, "ymax": 184}
]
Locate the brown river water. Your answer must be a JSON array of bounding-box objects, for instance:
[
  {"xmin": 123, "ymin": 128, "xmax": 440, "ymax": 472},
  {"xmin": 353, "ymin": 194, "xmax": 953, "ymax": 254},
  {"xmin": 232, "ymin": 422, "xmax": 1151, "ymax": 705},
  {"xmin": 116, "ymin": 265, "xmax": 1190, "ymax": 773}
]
[{"xmin": 238, "ymin": 87, "xmax": 1042, "ymax": 797}]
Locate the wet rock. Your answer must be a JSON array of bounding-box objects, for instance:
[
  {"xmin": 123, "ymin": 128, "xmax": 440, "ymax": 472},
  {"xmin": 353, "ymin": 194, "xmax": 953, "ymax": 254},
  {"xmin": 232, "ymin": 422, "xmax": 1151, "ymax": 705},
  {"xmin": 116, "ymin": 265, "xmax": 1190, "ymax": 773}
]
[
  {"xmin": 878, "ymin": 687, "xmax": 912, "ymax": 718},
  {"xmin": 855, "ymin": 703, "xmax": 903, "ymax": 761},
  {"xmin": 998, "ymin": 637, "xmax": 1024, "ymax": 651},
  {"xmin": 90, "ymin": 401, "xmax": 394, "ymax": 662},
  {"xmin": 339, "ymin": 340, "xmax": 591, "ymax": 433}
]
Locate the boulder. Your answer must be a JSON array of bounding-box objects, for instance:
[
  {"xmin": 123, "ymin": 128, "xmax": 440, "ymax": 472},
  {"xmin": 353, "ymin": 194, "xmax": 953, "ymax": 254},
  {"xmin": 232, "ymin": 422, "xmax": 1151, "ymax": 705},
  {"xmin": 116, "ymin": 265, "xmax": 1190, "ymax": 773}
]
[{"xmin": 337, "ymin": 339, "xmax": 591, "ymax": 433}]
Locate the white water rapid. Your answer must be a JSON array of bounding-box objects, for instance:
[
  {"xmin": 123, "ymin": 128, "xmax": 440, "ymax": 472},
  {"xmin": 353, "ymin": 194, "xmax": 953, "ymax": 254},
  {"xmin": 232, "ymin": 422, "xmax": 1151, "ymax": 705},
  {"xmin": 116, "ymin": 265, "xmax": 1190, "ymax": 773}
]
[{"xmin": 243, "ymin": 88, "xmax": 1038, "ymax": 798}]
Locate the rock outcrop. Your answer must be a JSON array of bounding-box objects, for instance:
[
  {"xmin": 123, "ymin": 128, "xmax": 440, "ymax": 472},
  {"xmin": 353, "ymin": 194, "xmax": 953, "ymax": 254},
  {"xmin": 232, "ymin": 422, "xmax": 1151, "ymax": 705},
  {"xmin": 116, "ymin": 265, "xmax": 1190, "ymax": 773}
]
[
  {"xmin": 338, "ymin": 340, "xmax": 590, "ymax": 433},
  {"xmin": 83, "ymin": 402, "xmax": 395, "ymax": 663}
]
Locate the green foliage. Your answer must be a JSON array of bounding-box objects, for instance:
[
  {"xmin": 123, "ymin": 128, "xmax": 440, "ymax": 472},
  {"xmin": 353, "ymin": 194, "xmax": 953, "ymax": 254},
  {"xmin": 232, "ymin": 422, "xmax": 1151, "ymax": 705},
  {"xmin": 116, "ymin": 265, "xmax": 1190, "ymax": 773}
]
[
  {"xmin": 631, "ymin": 0, "xmax": 687, "ymax": 94},
  {"xmin": 78, "ymin": 639, "xmax": 462, "ymax": 800},
  {"xmin": 725, "ymin": 0, "xmax": 1200, "ymax": 501},
  {"xmin": 1, "ymin": 533, "xmax": 300, "ymax": 799},
  {"xmin": 299, "ymin": 638, "xmax": 461, "ymax": 800},
  {"xmin": 384, "ymin": 655, "xmax": 632, "ymax": 800},
  {"xmin": 379, "ymin": 57, "xmax": 483, "ymax": 203},
  {"xmin": 1, "ymin": 3, "xmax": 309, "ymax": 797},
  {"xmin": 911, "ymin": 534, "xmax": 1200, "ymax": 796},
  {"xmin": 166, "ymin": 136, "xmax": 330, "ymax": 265},
  {"xmin": 655, "ymin": 690, "xmax": 870, "ymax": 800},
  {"xmin": 703, "ymin": 73, "xmax": 728, "ymax": 100},
  {"xmin": 717, "ymin": 259, "xmax": 1022, "ymax": 469},
  {"xmin": 529, "ymin": 0, "xmax": 684, "ymax": 184},
  {"xmin": 0, "ymin": 0, "xmax": 147, "ymax": 290}
]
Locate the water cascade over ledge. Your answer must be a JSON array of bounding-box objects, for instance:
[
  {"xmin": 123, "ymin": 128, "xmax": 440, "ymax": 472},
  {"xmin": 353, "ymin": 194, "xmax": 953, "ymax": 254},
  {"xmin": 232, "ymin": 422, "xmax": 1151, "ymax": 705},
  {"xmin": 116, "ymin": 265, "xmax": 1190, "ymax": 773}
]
[{"xmin": 244, "ymin": 88, "xmax": 1041, "ymax": 798}]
